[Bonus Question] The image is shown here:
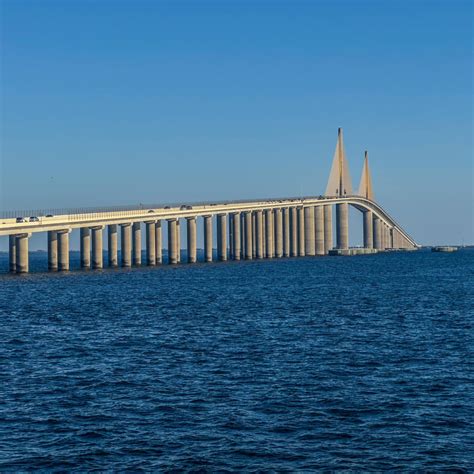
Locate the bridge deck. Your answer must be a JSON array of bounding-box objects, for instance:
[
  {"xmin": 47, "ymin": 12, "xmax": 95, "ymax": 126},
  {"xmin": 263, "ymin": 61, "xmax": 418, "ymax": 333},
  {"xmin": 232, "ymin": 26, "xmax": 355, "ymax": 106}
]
[{"xmin": 0, "ymin": 195, "xmax": 417, "ymax": 246}]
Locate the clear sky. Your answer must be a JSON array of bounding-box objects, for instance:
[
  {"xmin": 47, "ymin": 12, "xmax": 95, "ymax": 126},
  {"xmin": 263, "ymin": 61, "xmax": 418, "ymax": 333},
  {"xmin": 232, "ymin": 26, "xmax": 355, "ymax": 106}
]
[{"xmin": 1, "ymin": 0, "xmax": 472, "ymax": 248}]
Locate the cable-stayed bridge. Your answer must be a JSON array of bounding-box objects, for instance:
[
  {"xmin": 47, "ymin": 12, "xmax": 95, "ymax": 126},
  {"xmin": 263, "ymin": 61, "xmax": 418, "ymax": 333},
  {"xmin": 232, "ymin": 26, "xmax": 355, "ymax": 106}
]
[{"xmin": 0, "ymin": 129, "xmax": 417, "ymax": 273}]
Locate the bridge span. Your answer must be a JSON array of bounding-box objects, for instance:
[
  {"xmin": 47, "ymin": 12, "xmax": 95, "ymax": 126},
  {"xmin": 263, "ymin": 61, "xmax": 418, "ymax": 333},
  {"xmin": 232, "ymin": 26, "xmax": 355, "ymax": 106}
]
[{"xmin": 1, "ymin": 129, "xmax": 418, "ymax": 273}]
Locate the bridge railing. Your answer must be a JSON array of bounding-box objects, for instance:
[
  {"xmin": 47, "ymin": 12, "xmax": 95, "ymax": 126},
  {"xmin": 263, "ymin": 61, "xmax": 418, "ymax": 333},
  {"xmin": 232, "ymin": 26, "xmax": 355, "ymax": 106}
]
[{"xmin": 0, "ymin": 196, "xmax": 315, "ymax": 219}]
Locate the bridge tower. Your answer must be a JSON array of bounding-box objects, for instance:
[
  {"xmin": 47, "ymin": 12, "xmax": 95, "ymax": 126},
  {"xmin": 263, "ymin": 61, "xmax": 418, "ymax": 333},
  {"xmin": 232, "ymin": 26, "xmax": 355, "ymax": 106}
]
[
  {"xmin": 325, "ymin": 128, "xmax": 352, "ymax": 249},
  {"xmin": 358, "ymin": 150, "xmax": 374, "ymax": 200},
  {"xmin": 325, "ymin": 127, "xmax": 352, "ymax": 198},
  {"xmin": 358, "ymin": 150, "xmax": 375, "ymax": 248}
]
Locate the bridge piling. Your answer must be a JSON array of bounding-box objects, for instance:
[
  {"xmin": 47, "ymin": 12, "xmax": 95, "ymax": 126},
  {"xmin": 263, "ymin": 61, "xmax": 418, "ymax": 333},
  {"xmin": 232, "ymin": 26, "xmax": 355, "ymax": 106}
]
[
  {"xmin": 255, "ymin": 210, "xmax": 263, "ymax": 259},
  {"xmin": 282, "ymin": 208, "xmax": 290, "ymax": 257},
  {"xmin": 244, "ymin": 211, "xmax": 253, "ymax": 260},
  {"xmin": 274, "ymin": 208, "xmax": 283, "ymax": 258},
  {"xmin": 265, "ymin": 209, "xmax": 274, "ymax": 258},
  {"xmin": 145, "ymin": 221, "xmax": 156, "ymax": 266},
  {"xmin": 91, "ymin": 227, "xmax": 103, "ymax": 269},
  {"xmin": 155, "ymin": 221, "xmax": 162, "ymax": 264},
  {"xmin": 363, "ymin": 211, "xmax": 373, "ymax": 249},
  {"xmin": 108, "ymin": 224, "xmax": 118, "ymax": 267},
  {"xmin": 315, "ymin": 206, "xmax": 325, "ymax": 256},
  {"xmin": 47, "ymin": 231, "xmax": 58, "ymax": 271},
  {"xmin": 217, "ymin": 214, "xmax": 227, "ymax": 261},
  {"xmin": 304, "ymin": 206, "xmax": 315, "ymax": 256},
  {"xmin": 203, "ymin": 215, "xmax": 212, "ymax": 262},
  {"xmin": 373, "ymin": 216, "xmax": 382, "ymax": 250},
  {"xmin": 58, "ymin": 230, "xmax": 70, "ymax": 271},
  {"xmin": 9, "ymin": 235, "xmax": 16, "ymax": 272},
  {"xmin": 233, "ymin": 212, "xmax": 241, "ymax": 261},
  {"xmin": 186, "ymin": 217, "xmax": 197, "ymax": 263},
  {"xmin": 167, "ymin": 219, "xmax": 178, "ymax": 264},
  {"xmin": 290, "ymin": 207, "xmax": 298, "ymax": 257},
  {"xmin": 132, "ymin": 222, "xmax": 141, "ymax": 266},
  {"xmin": 121, "ymin": 223, "xmax": 132, "ymax": 267},
  {"xmin": 297, "ymin": 207, "xmax": 305, "ymax": 256},
  {"xmin": 324, "ymin": 205, "xmax": 333, "ymax": 254},
  {"xmin": 176, "ymin": 220, "xmax": 181, "ymax": 263},
  {"xmin": 80, "ymin": 228, "xmax": 91, "ymax": 269},
  {"xmin": 336, "ymin": 203, "xmax": 349, "ymax": 250},
  {"xmin": 16, "ymin": 234, "xmax": 29, "ymax": 273}
]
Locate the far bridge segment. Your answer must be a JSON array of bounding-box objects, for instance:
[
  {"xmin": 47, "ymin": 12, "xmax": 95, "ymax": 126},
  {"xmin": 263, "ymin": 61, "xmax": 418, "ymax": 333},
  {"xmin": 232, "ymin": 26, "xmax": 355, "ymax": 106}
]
[{"xmin": 0, "ymin": 129, "xmax": 417, "ymax": 273}]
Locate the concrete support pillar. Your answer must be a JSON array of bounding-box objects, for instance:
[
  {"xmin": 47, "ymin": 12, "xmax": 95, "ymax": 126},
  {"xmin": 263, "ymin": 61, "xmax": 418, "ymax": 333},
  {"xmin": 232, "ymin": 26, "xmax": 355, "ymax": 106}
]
[
  {"xmin": 336, "ymin": 203, "xmax": 349, "ymax": 250},
  {"xmin": 47, "ymin": 231, "xmax": 58, "ymax": 271},
  {"xmin": 255, "ymin": 210, "xmax": 263, "ymax": 259},
  {"xmin": 373, "ymin": 216, "xmax": 382, "ymax": 250},
  {"xmin": 363, "ymin": 210, "xmax": 373, "ymax": 249},
  {"xmin": 240, "ymin": 213, "xmax": 245, "ymax": 259},
  {"xmin": 262, "ymin": 212, "xmax": 266, "ymax": 257},
  {"xmin": 168, "ymin": 219, "xmax": 178, "ymax": 264},
  {"xmin": 217, "ymin": 214, "xmax": 227, "ymax": 261},
  {"xmin": 385, "ymin": 225, "xmax": 391, "ymax": 249},
  {"xmin": 232, "ymin": 212, "xmax": 241, "ymax": 261},
  {"xmin": 203, "ymin": 215, "xmax": 213, "ymax": 262},
  {"xmin": 228, "ymin": 214, "xmax": 234, "ymax": 260},
  {"xmin": 283, "ymin": 208, "xmax": 290, "ymax": 257},
  {"xmin": 57, "ymin": 230, "xmax": 70, "ymax": 271},
  {"xmin": 108, "ymin": 224, "xmax": 118, "ymax": 267},
  {"xmin": 9, "ymin": 235, "xmax": 16, "ymax": 273},
  {"xmin": 91, "ymin": 227, "xmax": 103, "ymax": 269},
  {"xmin": 79, "ymin": 228, "xmax": 90, "ymax": 269},
  {"xmin": 121, "ymin": 224, "xmax": 132, "ymax": 267},
  {"xmin": 392, "ymin": 228, "xmax": 398, "ymax": 249},
  {"xmin": 290, "ymin": 207, "xmax": 298, "ymax": 257},
  {"xmin": 324, "ymin": 205, "xmax": 333, "ymax": 254},
  {"xmin": 304, "ymin": 206, "xmax": 315, "ymax": 256},
  {"xmin": 244, "ymin": 211, "xmax": 253, "ymax": 260},
  {"xmin": 252, "ymin": 212, "xmax": 256, "ymax": 258},
  {"xmin": 315, "ymin": 206, "xmax": 325, "ymax": 256},
  {"xmin": 155, "ymin": 221, "xmax": 162, "ymax": 264},
  {"xmin": 187, "ymin": 217, "xmax": 197, "ymax": 263},
  {"xmin": 388, "ymin": 227, "xmax": 393, "ymax": 249},
  {"xmin": 297, "ymin": 207, "xmax": 305, "ymax": 256},
  {"xmin": 265, "ymin": 209, "xmax": 274, "ymax": 258},
  {"xmin": 132, "ymin": 222, "xmax": 141, "ymax": 266},
  {"xmin": 16, "ymin": 234, "xmax": 29, "ymax": 273},
  {"xmin": 176, "ymin": 220, "xmax": 181, "ymax": 263},
  {"xmin": 274, "ymin": 208, "xmax": 283, "ymax": 258},
  {"xmin": 145, "ymin": 221, "xmax": 156, "ymax": 266}
]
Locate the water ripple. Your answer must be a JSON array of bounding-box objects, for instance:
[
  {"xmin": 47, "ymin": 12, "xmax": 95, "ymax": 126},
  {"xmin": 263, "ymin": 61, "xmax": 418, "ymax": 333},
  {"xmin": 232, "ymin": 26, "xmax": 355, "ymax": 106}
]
[{"xmin": 0, "ymin": 249, "xmax": 473, "ymax": 470}]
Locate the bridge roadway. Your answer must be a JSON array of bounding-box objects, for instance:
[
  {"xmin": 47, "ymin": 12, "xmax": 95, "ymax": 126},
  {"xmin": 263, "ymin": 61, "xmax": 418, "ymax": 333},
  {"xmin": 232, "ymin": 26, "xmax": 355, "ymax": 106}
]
[{"xmin": 1, "ymin": 195, "xmax": 418, "ymax": 273}]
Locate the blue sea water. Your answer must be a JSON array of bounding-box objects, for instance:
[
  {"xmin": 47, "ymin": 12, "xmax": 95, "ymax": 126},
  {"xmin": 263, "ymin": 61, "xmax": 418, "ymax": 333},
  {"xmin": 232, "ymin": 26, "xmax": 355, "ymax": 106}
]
[{"xmin": 0, "ymin": 249, "xmax": 473, "ymax": 471}]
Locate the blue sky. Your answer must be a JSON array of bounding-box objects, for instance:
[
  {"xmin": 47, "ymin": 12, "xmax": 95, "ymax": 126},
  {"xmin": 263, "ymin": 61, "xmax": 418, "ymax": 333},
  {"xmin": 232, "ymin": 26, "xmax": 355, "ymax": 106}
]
[{"xmin": 1, "ymin": 0, "xmax": 472, "ymax": 247}]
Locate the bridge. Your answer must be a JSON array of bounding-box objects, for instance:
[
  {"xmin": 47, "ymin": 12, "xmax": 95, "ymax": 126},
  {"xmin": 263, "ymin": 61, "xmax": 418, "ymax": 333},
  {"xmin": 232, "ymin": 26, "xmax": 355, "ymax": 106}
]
[{"xmin": 1, "ymin": 129, "xmax": 417, "ymax": 273}]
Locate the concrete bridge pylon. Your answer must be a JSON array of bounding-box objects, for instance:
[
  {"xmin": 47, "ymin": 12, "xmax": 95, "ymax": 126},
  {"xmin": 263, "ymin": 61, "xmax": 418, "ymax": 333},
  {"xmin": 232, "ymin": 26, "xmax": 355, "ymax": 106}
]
[
  {"xmin": 358, "ymin": 150, "xmax": 374, "ymax": 200},
  {"xmin": 325, "ymin": 127, "xmax": 353, "ymax": 198}
]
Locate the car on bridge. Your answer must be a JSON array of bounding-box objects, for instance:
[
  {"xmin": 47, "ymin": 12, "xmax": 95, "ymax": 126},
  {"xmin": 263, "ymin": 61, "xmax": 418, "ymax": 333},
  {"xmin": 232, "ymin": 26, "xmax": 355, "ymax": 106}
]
[
  {"xmin": 29, "ymin": 216, "xmax": 40, "ymax": 222},
  {"xmin": 16, "ymin": 217, "xmax": 27, "ymax": 223}
]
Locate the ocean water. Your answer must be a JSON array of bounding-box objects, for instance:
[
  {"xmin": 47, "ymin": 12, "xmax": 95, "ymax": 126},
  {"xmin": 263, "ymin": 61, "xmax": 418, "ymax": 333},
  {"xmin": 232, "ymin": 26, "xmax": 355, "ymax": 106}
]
[{"xmin": 0, "ymin": 249, "xmax": 473, "ymax": 471}]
